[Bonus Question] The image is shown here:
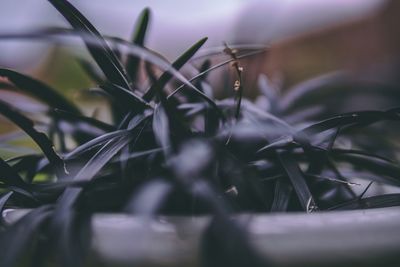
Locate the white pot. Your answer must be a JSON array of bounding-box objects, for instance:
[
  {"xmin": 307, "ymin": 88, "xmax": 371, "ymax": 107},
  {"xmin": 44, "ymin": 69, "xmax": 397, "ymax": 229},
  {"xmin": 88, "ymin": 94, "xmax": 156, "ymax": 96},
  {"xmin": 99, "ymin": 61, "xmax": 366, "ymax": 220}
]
[{"xmin": 3, "ymin": 207, "xmax": 400, "ymax": 267}]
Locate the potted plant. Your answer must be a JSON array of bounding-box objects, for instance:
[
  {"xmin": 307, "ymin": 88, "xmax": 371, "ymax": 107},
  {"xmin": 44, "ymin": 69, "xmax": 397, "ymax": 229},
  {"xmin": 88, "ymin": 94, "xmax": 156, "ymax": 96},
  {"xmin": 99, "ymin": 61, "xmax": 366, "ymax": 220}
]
[{"xmin": 0, "ymin": 1, "xmax": 400, "ymax": 266}]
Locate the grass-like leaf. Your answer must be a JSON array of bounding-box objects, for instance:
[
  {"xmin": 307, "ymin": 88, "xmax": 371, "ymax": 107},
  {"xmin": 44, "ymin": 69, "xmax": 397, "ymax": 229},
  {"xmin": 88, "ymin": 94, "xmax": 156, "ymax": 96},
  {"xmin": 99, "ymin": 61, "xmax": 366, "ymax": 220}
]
[
  {"xmin": 65, "ymin": 129, "xmax": 130, "ymax": 160},
  {"xmin": 0, "ymin": 68, "xmax": 80, "ymax": 115},
  {"xmin": 0, "ymin": 100, "xmax": 66, "ymax": 177},
  {"xmin": 0, "ymin": 192, "xmax": 13, "ymax": 221},
  {"xmin": 153, "ymin": 104, "xmax": 171, "ymax": 155},
  {"xmin": 0, "ymin": 159, "xmax": 37, "ymax": 201},
  {"xmin": 277, "ymin": 151, "xmax": 318, "ymax": 212},
  {"xmin": 0, "ymin": 206, "xmax": 52, "ymax": 267},
  {"xmin": 301, "ymin": 109, "xmax": 399, "ymax": 136},
  {"xmin": 126, "ymin": 8, "xmax": 150, "ymax": 82},
  {"xmin": 48, "ymin": 0, "xmax": 131, "ymax": 89},
  {"xmin": 53, "ymin": 109, "xmax": 115, "ymax": 132},
  {"xmin": 331, "ymin": 150, "xmax": 400, "ymax": 186},
  {"xmin": 124, "ymin": 179, "xmax": 172, "ymax": 215},
  {"xmin": 99, "ymin": 82, "xmax": 151, "ymax": 112},
  {"xmin": 143, "ymin": 37, "xmax": 208, "ymax": 101},
  {"xmin": 270, "ymin": 178, "xmax": 292, "ymax": 212},
  {"xmin": 0, "ymin": 30, "xmax": 217, "ymax": 112},
  {"xmin": 329, "ymin": 194, "xmax": 400, "ymax": 210},
  {"xmin": 49, "ymin": 132, "xmax": 135, "ymax": 266},
  {"xmin": 168, "ymin": 49, "xmax": 266, "ymax": 99}
]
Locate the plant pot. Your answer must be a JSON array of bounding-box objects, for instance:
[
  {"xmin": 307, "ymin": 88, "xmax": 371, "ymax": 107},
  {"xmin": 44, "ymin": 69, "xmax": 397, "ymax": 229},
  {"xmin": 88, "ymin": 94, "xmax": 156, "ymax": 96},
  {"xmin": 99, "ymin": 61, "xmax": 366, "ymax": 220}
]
[{"xmin": 3, "ymin": 207, "xmax": 400, "ymax": 267}]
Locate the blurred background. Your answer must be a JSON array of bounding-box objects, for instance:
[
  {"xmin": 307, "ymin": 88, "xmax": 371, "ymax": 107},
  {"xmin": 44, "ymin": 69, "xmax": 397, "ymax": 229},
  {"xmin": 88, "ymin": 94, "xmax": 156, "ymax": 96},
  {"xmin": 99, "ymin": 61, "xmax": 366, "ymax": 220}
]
[{"xmin": 0, "ymin": 0, "xmax": 389, "ymax": 66}]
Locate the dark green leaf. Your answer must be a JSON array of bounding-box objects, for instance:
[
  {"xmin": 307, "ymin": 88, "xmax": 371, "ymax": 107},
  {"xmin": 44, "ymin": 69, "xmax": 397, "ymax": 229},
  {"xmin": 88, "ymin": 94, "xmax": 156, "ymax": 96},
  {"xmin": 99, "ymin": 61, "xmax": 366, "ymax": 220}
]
[
  {"xmin": 143, "ymin": 37, "xmax": 207, "ymax": 101},
  {"xmin": 53, "ymin": 108, "xmax": 115, "ymax": 132},
  {"xmin": 271, "ymin": 178, "xmax": 292, "ymax": 212},
  {"xmin": 152, "ymin": 104, "xmax": 171, "ymax": 155},
  {"xmin": 329, "ymin": 194, "xmax": 400, "ymax": 210},
  {"xmin": 0, "ymin": 100, "xmax": 66, "ymax": 177},
  {"xmin": 0, "ymin": 30, "xmax": 213, "ymax": 111},
  {"xmin": 126, "ymin": 8, "xmax": 150, "ymax": 82},
  {"xmin": 65, "ymin": 129, "xmax": 129, "ymax": 160},
  {"xmin": 0, "ymin": 68, "xmax": 80, "ymax": 115},
  {"xmin": 277, "ymin": 151, "xmax": 318, "ymax": 212},
  {"xmin": 0, "ymin": 206, "xmax": 52, "ymax": 267},
  {"xmin": 301, "ymin": 110, "xmax": 399, "ymax": 136},
  {"xmin": 124, "ymin": 179, "xmax": 172, "ymax": 215},
  {"xmin": 0, "ymin": 192, "xmax": 13, "ymax": 222},
  {"xmin": 168, "ymin": 49, "xmax": 266, "ymax": 99},
  {"xmin": 0, "ymin": 157, "xmax": 27, "ymax": 188},
  {"xmin": 331, "ymin": 149, "xmax": 400, "ymax": 186},
  {"xmin": 99, "ymin": 82, "xmax": 151, "ymax": 112},
  {"xmin": 50, "ymin": 132, "xmax": 135, "ymax": 266},
  {"xmin": 48, "ymin": 0, "xmax": 131, "ymax": 89}
]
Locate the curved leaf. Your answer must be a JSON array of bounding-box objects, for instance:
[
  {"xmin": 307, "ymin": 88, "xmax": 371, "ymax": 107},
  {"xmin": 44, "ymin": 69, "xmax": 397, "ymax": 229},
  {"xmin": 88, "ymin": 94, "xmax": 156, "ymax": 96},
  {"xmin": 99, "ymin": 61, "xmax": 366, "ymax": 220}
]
[
  {"xmin": 48, "ymin": 0, "xmax": 131, "ymax": 89},
  {"xmin": 0, "ymin": 68, "xmax": 80, "ymax": 114},
  {"xmin": 143, "ymin": 37, "xmax": 208, "ymax": 101},
  {"xmin": 0, "ymin": 100, "xmax": 66, "ymax": 177}
]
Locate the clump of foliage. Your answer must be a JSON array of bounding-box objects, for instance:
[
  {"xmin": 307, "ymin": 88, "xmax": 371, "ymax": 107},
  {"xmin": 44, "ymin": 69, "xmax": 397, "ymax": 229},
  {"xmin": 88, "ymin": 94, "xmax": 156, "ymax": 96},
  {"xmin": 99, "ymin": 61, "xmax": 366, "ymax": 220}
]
[{"xmin": 0, "ymin": 0, "xmax": 400, "ymax": 266}]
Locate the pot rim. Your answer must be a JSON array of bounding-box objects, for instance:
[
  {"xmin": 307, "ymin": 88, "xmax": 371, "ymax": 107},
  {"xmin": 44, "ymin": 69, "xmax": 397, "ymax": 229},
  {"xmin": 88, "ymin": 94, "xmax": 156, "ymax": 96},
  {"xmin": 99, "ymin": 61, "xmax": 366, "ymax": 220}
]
[{"xmin": 3, "ymin": 207, "xmax": 400, "ymax": 267}]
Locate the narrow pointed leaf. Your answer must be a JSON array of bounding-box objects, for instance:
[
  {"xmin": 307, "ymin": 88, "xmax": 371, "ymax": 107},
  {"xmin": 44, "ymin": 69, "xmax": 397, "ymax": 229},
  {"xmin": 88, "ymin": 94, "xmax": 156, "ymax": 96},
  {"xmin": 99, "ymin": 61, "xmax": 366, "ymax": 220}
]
[
  {"xmin": 143, "ymin": 37, "xmax": 207, "ymax": 101},
  {"xmin": 65, "ymin": 129, "xmax": 132, "ymax": 161},
  {"xmin": 126, "ymin": 8, "xmax": 150, "ymax": 81},
  {"xmin": 271, "ymin": 178, "xmax": 292, "ymax": 212},
  {"xmin": 153, "ymin": 104, "xmax": 171, "ymax": 155},
  {"xmin": 0, "ymin": 100, "xmax": 66, "ymax": 177},
  {"xmin": 48, "ymin": 0, "xmax": 131, "ymax": 89},
  {"xmin": 99, "ymin": 82, "xmax": 151, "ymax": 112},
  {"xmin": 53, "ymin": 108, "xmax": 115, "ymax": 132},
  {"xmin": 277, "ymin": 151, "xmax": 317, "ymax": 212},
  {"xmin": 329, "ymin": 194, "xmax": 400, "ymax": 210},
  {"xmin": 0, "ymin": 158, "xmax": 27, "ymax": 188},
  {"xmin": 0, "ymin": 68, "xmax": 80, "ymax": 114},
  {"xmin": 0, "ymin": 30, "xmax": 218, "ymax": 113}
]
